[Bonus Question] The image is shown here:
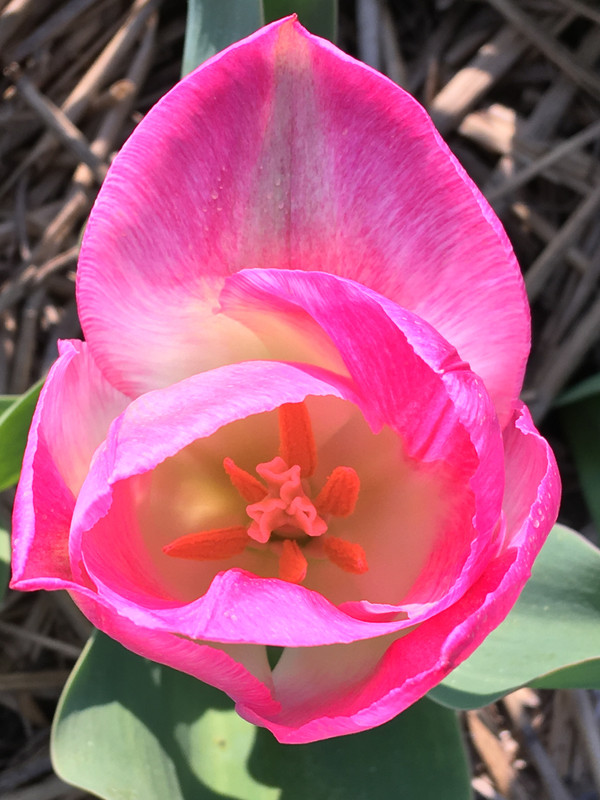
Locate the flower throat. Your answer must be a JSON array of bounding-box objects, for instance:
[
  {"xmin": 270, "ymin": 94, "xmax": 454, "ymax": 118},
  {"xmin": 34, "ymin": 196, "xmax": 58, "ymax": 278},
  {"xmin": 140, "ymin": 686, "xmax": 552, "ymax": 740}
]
[{"xmin": 163, "ymin": 402, "xmax": 368, "ymax": 583}]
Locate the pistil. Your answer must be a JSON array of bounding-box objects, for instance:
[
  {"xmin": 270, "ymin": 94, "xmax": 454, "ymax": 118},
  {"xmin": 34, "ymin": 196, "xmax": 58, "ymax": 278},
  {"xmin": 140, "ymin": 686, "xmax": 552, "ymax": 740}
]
[{"xmin": 246, "ymin": 457, "xmax": 327, "ymax": 543}]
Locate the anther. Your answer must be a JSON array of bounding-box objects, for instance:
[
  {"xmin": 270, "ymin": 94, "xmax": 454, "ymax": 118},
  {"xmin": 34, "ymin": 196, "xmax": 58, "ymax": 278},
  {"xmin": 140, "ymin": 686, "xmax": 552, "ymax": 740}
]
[
  {"xmin": 163, "ymin": 526, "xmax": 249, "ymax": 561},
  {"xmin": 223, "ymin": 456, "xmax": 268, "ymax": 502},
  {"xmin": 278, "ymin": 539, "xmax": 308, "ymax": 583},
  {"xmin": 322, "ymin": 536, "xmax": 369, "ymax": 574},
  {"xmin": 315, "ymin": 466, "xmax": 360, "ymax": 517},
  {"xmin": 278, "ymin": 402, "xmax": 317, "ymax": 478}
]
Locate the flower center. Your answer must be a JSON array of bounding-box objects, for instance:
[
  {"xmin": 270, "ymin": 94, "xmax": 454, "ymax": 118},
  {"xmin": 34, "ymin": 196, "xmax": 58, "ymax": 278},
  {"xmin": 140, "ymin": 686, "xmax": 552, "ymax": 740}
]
[
  {"xmin": 163, "ymin": 402, "xmax": 368, "ymax": 583},
  {"xmin": 246, "ymin": 457, "xmax": 328, "ymax": 543}
]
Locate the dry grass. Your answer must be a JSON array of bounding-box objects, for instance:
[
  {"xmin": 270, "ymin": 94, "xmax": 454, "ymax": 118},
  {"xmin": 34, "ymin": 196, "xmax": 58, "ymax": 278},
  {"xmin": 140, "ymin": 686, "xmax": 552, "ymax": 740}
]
[{"xmin": 1, "ymin": 0, "xmax": 600, "ymax": 797}]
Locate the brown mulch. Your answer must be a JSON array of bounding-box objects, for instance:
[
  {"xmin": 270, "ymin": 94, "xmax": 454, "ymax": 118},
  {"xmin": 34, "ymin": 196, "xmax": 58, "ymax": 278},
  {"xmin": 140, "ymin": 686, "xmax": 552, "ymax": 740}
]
[{"xmin": 1, "ymin": 0, "xmax": 600, "ymax": 797}]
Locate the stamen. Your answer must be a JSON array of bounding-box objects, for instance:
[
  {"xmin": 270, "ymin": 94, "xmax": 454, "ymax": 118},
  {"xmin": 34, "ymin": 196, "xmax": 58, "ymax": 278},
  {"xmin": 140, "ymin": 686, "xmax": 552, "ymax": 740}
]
[
  {"xmin": 223, "ymin": 456, "xmax": 267, "ymax": 502},
  {"xmin": 278, "ymin": 539, "xmax": 308, "ymax": 583},
  {"xmin": 163, "ymin": 526, "xmax": 249, "ymax": 561},
  {"xmin": 278, "ymin": 402, "xmax": 317, "ymax": 478},
  {"xmin": 315, "ymin": 466, "xmax": 360, "ymax": 517},
  {"xmin": 322, "ymin": 536, "xmax": 369, "ymax": 574}
]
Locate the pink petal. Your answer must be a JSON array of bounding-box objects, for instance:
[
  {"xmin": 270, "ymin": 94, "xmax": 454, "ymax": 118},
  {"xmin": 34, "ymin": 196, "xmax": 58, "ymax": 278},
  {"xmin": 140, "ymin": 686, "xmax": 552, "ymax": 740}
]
[
  {"xmin": 69, "ymin": 360, "xmax": 402, "ymax": 645},
  {"xmin": 222, "ymin": 269, "xmax": 505, "ymax": 618},
  {"xmin": 237, "ymin": 404, "xmax": 560, "ymax": 742},
  {"xmin": 71, "ymin": 587, "xmax": 279, "ymax": 715},
  {"xmin": 70, "ymin": 274, "xmax": 506, "ymax": 646},
  {"xmin": 77, "ymin": 18, "xmax": 528, "ymax": 424},
  {"xmin": 11, "ymin": 341, "xmax": 128, "ymax": 589}
]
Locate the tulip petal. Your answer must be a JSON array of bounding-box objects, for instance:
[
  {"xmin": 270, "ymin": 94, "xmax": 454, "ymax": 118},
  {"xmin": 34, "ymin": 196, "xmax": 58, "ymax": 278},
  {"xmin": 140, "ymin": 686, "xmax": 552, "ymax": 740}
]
[
  {"xmin": 222, "ymin": 268, "xmax": 505, "ymax": 617},
  {"xmin": 236, "ymin": 404, "xmax": 560, "ymax": 742},
  {"xmin": 70, "ymin": 274, "xmax": 505, "ymax": 646},
  {"xmin": 11, "ymin": 341, "xmax": 128, "ymax": 589},
  {"xmin": 70, "ymin": 361, "xmax": 404, "ymax": 645},
  {"xmin": 69, "ymin": 586, "xmax": 279, "ymax": 716},
  {"xmin": 77, "ymin": 18, "xmax": 528, "ymax": 424}
]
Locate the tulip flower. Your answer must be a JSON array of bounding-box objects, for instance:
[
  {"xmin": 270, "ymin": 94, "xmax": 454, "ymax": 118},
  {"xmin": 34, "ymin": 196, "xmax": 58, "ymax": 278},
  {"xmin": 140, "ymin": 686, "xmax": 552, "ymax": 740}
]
[{"xmin": 11, "ymin": 17, "xmax": 560, "ymax": 743}]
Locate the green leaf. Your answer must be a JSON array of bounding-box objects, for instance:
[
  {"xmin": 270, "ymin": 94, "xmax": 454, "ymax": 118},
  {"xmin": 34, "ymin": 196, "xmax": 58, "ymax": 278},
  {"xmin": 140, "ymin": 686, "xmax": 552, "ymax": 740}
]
[
  {"xmin": 429, "ymin": 525, "xmax": 600, "ymax": 710},
  {"xmin": 555, "ymin": 372, "xmax": 600, "ymax": 406},
  {"xmin": 249, "ymin": 696, "xmax": 470, "ymax": 800},
  {"xmin": 263, "ymin": 0, "xmax": 337, "ymax": 41},
  {"xmin": 0, "ymin": 396, "xmax": 17, "ymax": 415},
  {"xmin": 0, "ymin": 521, "xmax": 10, "ymax": 599},
  {"xmin": 0, "ymin": 378, "xmax": 43, "ymax": 492},
  {"xmin": 558, "ymin": 381, "xmax": 600, "ymax": 530},
  {"xmin": 53, "ymin": 631, "xmax": 470, "ymax": 800},
  {"xmin": 182, "ymin": 0, "xmax": 264, "ymax": 75},
  {"xmin": 530, "ymin": 658, "xmax": 600, "ymax": 690}
]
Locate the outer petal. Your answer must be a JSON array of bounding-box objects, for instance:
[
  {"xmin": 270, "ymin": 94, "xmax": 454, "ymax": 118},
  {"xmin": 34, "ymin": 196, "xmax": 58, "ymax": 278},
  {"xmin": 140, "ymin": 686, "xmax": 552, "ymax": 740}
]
[
  {"xmin": 11, "ymin": 341, "xmax": 128, "ymax": 589},
  {"xmin": 71, "ymin": 589, "xmax": 279, "ymax": 716},
  {"xmin": 77, "ymin": 17, "xmax": 528, "ymax": 425},
  {"xmin": 238, "ymin": 403, "xmax": 561, "ymax": 742}
]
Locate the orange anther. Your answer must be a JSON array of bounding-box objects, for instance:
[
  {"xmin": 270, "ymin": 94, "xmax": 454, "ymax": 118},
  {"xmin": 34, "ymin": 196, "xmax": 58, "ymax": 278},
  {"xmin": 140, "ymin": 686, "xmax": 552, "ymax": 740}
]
[
  {"xmin": 322, "ymin": 536, "xmax": 369, "ymax": 574},
  {"xmin": 315, "ymin": 466, "xmax": 360, "ymax": 517},
  {"xmin": 163, "ymin": 526, "xmax": 249, "ymax": 561},
  {"xmin": 278, "ymin": 402, "xmax": 317, "ymax": 478},
  {"xmin": 278, "ymin": 539, "xmax": 308, "ymax": 583},
  {"xmin": 223, "ymin": 457, "xmax": 268, "ymax": 502}
]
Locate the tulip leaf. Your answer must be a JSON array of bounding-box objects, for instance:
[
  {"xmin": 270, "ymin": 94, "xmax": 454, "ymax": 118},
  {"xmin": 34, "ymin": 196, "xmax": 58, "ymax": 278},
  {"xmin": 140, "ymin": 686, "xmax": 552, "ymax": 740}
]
[
  {"xmin": 0, "ymin": 378, "xmax": 43, "ymax": 492},
  {"xmin": 53, "ymin": 631, "xmax": 470, "ymax": 800},
  {"xmin": 530, "ymin": 659, "xmax": 600, "ymax": 690},
  {"xmin": 556, "ymin": 375, "xmax": 600, "ymax": 531},
  {"xmin": 182, "ymin": 0, "xmax": 264, "ymax": 75},
  {"xmin": 0, "ymin": 396, "xmax": 17, "ymax": 414},
  {"xmin": 555, "ymin": 372, "xmax": 600, "ymax": 406},
  {"xmin": 0, "ymin": 522, "xmax": 10, "ymax": 599},
  {"xmin": 263, "ymin": 1, "xmax": 337, "ymax": 41},
  {"xmin": 428, "ymin": 524, "xmax": 600, "ymax": 710}
]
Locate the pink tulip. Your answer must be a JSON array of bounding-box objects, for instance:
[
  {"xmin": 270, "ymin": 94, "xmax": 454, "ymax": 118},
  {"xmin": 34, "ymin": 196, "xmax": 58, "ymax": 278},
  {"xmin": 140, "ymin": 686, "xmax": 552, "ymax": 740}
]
[{"xmin": 11, "ymin": 17, "xmax": 560, "ymax": 743}]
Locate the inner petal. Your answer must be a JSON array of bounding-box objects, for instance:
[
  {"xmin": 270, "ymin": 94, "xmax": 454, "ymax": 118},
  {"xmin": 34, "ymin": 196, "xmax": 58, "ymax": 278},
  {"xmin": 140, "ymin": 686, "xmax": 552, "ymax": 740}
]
[{"xmin": 82, "ymin": 395, "xmax": 479, "ymax": 618}]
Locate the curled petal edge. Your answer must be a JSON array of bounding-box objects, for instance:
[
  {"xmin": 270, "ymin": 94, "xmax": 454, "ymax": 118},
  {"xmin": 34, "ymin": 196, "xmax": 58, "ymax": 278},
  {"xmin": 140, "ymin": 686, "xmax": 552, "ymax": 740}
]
[{"xmin": 236, "ymin": 403, "xmax": 561, "ymax": 742}]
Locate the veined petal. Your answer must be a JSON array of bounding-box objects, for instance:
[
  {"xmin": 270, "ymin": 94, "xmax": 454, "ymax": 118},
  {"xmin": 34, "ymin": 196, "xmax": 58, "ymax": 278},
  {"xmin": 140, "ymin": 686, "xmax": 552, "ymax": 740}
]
[
  {"xmin": 237, "ymin": 405, "xmax": 560, "ymax": 742},
  {"xmin": 11, "ymin": 341, "xmax": 128, "ymax": 589},
  {"xmin": 77, "ymin": 17, "xmax": 528, "ymax": 423}
]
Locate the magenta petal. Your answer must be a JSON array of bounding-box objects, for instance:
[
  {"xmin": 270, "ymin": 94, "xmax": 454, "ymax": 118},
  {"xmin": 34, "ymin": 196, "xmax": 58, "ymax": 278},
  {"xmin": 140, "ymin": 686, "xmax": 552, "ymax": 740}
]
[
  {"xmin": 77, "ymin": 18, "xmax": 528, "ymax": 423},
  {"xmin": 67, "ymin": 274, "xmax": 507, "ymax": 647},
  {"xmin": 11, "ymin": 341, "xmax": 128, "ymax": 589},
  {"xmin": 66, "ymin": 361, "xmax": 412, "ymax": 646},
  {"xmin": 222, "ymin": 268, "xmax": 505, "ymax": 613},
  {"xmin": 237, "ymin": 404, "xmax": 560, "ymax": 742},
  {"xmin": 70, "ymin": 587, "xmax": 279, "ymax": 715},
  {"xmin": 67, "ymin": 360, "xmax": 387, "ymax": 645}
]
